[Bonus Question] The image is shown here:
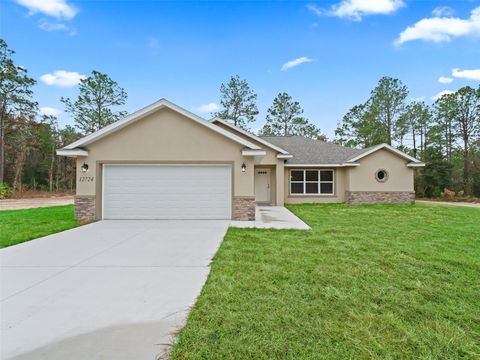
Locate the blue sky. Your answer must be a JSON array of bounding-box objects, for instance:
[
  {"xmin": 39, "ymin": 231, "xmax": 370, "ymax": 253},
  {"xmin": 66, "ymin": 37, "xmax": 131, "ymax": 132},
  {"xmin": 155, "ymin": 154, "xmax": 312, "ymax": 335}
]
[{"xmin": 2, "ymin": 0, "xmax": 480, "ymax": 137}]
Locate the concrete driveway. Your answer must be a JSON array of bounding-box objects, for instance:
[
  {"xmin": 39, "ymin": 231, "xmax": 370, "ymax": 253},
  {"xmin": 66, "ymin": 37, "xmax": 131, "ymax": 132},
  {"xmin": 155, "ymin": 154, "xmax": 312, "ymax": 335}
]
[{"xmin": 0, "ymin": 220, "xmax": 229, "ymax": 359}]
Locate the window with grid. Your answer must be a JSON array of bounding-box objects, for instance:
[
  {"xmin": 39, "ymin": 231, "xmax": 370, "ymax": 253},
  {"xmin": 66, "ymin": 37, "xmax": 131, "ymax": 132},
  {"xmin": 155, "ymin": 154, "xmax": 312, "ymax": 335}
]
[{"xmin": 290, "ymin": 170, "xmax": 334, "ymax": 195}]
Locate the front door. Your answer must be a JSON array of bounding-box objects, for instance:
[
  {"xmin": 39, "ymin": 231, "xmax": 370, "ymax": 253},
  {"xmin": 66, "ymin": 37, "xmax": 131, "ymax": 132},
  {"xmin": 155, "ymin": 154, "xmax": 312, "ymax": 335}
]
[{"xmin": 255, "ymin": 169, "xmax": 271, "ymax": 203}]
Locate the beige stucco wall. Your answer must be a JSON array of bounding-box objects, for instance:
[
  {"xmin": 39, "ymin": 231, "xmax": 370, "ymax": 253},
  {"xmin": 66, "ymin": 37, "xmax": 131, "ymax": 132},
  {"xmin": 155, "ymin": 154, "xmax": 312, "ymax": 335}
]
[
  {"xmin": 346, "ymin": 149, "xmax": 414, "ymax": 192},
  {"xmin": 214, "ymin": 122, "xmax": 279, "ymax": 164},
  {"xmin": 76, "ymin": 108, "xmax": 254, "ymax": 199},
  {"xmin": 214, "ymin": 121, "xmax": 286, "ymax": 205},
  {"xmin": 75, "ymin": 112, "xmax": 414, "ymax": 212},
  {"xmin": 284, "ymin": 167, "xmax": 347, "ymax": 204}
]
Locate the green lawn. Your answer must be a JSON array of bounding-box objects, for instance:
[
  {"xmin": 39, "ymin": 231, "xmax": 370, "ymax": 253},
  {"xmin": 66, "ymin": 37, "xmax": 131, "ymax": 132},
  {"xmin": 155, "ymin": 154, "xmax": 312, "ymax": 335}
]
[
  {"xmin": 0, "ymin": 205, "xmax": 78, "ymax": 248},
  {"xmin": 170, "ymin": 204, "xmax": 480, "ymax": 359}
]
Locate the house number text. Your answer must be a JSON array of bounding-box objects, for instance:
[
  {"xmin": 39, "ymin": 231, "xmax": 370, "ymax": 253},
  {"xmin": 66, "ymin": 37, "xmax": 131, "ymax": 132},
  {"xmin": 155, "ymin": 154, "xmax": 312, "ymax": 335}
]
[{"xmin": 79, "ymin": 176, "xmax": 94, "ymax": 182}]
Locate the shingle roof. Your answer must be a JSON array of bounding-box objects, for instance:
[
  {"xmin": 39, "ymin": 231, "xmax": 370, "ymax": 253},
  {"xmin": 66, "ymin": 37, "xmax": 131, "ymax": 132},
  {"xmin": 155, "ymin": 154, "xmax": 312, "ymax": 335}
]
[{"xmin": 261, "ymin": 136, "xmax": 372, "ymax": 164}]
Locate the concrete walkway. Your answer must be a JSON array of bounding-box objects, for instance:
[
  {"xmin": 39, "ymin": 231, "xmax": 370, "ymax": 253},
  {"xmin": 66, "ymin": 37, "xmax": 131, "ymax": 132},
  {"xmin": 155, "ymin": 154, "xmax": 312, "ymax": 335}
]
[
  {"xmin": 0, "ymin": 196, "xmax": 74, "ymax": 211},
  {"xmin": 416, "ymin": 200, "xmax": 480, "ymax": 208},
  {"xmin": 230, "ymin": 206, "xmax": 310, "ymax": 230},
  {"xmin": 0, "ymin": 220, "xmax": 229, "ymax": 360}
]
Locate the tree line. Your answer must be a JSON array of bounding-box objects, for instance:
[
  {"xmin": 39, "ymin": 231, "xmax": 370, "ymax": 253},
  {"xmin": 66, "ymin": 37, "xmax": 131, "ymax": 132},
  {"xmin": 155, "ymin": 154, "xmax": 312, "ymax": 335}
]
[
  {"xmin": 1, "ymin": 38, "xmax": 478, "ymax": 198},
  {"xmin": 335, "ymin": 77, "xmax": 480, "ymax": 197},
  {"xmin": 0, "ymin": 39, "xmax": 128, "ymax": 196},
  {"xmin": 213, "ymin": 75, "xmax": 325, "ymax": 139},
  {"xmin": 214, "ymin": 75, "xmax": 480, "ymax": 197},
  {"xmin": 0, "ymin": 39, "xmax": 325, "ymax": 197}
]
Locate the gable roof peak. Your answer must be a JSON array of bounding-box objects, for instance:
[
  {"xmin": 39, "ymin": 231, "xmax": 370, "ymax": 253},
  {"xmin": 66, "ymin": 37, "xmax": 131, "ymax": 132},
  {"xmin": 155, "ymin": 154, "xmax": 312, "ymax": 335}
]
[
  {"xmin": 345, "ymin": 143, "xmax": 423, "ymax": 163},
  {"xmin": 60, "ymin": 98, "xmax": 262, "ymax": 152}
]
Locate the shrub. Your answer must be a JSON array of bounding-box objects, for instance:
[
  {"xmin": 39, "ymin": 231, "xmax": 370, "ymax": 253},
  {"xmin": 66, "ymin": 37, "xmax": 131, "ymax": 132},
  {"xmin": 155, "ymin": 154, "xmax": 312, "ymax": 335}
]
[
  {"xmin": 442, "ymin": 188, "xmax": 456, "ymax": 198},
  {"xmin": 0, "ymin": 182, "xmax": 11, "ymax": 199}
]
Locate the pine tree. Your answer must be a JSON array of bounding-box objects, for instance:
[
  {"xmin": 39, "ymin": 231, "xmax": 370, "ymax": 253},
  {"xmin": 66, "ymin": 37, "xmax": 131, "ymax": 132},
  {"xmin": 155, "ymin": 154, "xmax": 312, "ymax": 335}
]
[
  {"xmin": 214, "ymin": 75, "xmax": 258, "ymax": 130},
  {"xmin": 61, "ymin": 70, "xmax": 128, "ymax": 135}
]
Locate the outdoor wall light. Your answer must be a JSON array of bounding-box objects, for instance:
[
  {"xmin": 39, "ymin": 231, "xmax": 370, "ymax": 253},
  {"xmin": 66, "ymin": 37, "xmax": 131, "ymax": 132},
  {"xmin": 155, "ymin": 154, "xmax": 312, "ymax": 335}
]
[
  {"xmin": 81, "ymin": 163, "xmax": 89, "ymax": 173},
  {"xmin": 241, "ymin": 163, "xmax": 246, "ymax": 172}
]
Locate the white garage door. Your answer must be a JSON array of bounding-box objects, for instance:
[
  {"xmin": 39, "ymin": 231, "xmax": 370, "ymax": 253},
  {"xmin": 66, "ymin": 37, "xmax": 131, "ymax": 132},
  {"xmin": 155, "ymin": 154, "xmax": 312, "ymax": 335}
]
[{"xmin": 102, "ymin": 164, "xmax": 232, "ymax": 219}]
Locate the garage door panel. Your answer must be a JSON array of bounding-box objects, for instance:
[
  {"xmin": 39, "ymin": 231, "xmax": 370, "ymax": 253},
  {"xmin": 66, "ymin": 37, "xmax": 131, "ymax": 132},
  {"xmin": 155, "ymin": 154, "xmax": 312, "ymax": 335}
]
[{"xmin": 103, "ymin": 165, "xmax": 232, "ymax": 219}]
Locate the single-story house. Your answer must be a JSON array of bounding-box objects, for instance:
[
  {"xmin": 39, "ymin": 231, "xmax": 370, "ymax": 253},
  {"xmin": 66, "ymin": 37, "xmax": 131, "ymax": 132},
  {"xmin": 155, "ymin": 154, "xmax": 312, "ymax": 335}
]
[{"xmin": 57, "ymin": 99, "xmax": 425, "ymax": 222}]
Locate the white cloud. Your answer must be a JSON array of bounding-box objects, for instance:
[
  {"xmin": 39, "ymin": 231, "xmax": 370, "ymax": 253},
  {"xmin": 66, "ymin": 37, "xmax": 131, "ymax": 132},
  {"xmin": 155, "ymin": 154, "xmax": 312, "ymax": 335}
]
[
  {"xmin": 39, "ymin": 21, "xmax": 67, "ymax": 31},
  {"xmin": 40, "ymin": 106, "xmax": 62, "ymax": 117},
  {"xmin": 330, "ymin": 0, "xmax": 404, "ymax": 21},
  {"xmin": 438, "ymin": 76, "xmax": 453, "ymax": 84},
  {"xmin": 306, "ymin": 4, "xmax": 323, "ymax": 16},
  {"xmin": 281, "ymin": 57, "xmax": 315, "ymax": 71},
  {"xmin": 15, "ymin": 0, "xmax": 77, "ymax": 19},
  {"xmin": 38, "ymin": 20, "xmax": 76, "ymax": 35},
  {"xmin": 40, "ymin": 70, "xmax": 86, "ymax": 87},
  {"xmin": 452, "ymin": 68, "xmax": 480, "ymax": 81},
  {"xmin": 431, "ymin": 90, "xmax": 454, "ymax": 101},
  {"xmin": 432, "ymin": 6, "xmax": 454, "ymax": 17},
  {"xmin": 197, "ymin": 103, "xmax": 219, "ymax": 113},
  {"xmin": 395, "ymin": 6, "xmax": 480, "ymax": 45}
]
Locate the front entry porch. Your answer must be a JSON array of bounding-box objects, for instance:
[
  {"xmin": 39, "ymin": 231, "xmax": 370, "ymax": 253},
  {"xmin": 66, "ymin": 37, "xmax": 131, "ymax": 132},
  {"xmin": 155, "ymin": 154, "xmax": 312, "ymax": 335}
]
[{"xmin": 230, "ymin": 205, "xmax": 310, "ymax": 230}]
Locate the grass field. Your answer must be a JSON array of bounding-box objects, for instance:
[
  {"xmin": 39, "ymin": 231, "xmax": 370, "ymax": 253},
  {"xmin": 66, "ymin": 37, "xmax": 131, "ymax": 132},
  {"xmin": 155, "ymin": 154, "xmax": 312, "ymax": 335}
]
[
  {"xmin": 0, "ymin": 205, "xmax": 78, "ymax": 248},
  {"xmin": 170, "ymin": 204, "xmax": 480, "ymax": 359}
]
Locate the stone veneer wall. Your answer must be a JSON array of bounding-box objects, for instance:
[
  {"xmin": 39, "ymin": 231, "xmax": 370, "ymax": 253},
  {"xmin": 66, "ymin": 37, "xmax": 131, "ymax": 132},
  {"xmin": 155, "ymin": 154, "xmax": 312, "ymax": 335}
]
[
  {"xmin": 74, "ymin": 195, "xmax": 96, "ymax": 222},
  {"xmin": 233, "ymin": 196, "xmax": 256, "ymax": 220},
  {"xmin": 345, "ymin": 191, "xmax": 415, "ymax": 204}
]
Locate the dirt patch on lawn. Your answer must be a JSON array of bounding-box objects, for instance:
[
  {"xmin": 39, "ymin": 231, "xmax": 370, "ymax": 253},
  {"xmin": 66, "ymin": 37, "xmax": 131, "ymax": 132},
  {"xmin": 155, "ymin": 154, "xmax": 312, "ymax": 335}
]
[
  {"xmin": 416, "ymin": 200, "xmax": 480, "ymax": 208},
  {"xmin": 0, "ymin": 196, "xmax": 74, "ymax": 211},
  {"xmin": 8, "ymin": 191, "xmax": 74, "ymax": 199}
]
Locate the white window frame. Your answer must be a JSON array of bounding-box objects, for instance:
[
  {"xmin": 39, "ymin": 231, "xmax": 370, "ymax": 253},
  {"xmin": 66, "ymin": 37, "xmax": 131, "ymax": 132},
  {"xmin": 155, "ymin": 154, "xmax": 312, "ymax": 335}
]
[{"xmin": 289, "ymin": 169, "xmax": 335, "ymax": 196}]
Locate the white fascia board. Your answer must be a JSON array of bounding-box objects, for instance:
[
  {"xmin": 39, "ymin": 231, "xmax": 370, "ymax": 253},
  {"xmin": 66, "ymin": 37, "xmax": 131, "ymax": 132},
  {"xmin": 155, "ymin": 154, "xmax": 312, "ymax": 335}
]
[
  {"xmin": 63, "ymin": 99, "xmax": 168, "ymax": 149},
  {"xmin": 242, "ymin": 149, "xmax": 267, "ymax": 157},
  {"xmin": 346, "ymin": 143, "xmax": 422, "ymax": 163},
  {"xmin": 407, "ymin": 162, "xmax": 426, "ymax": 168},
  {"xmin": 64, "ymin": 99, "xmax": 261, "ymax": 151},
  {"xmin": 56, "ymin": 148, "xmax": 89, "ymax": 157},
  {"xmin": 211, "ymin": 118, "xmax": 290, "ymax": 155},
  {"xmin": 284, "ymin": 163, "xmax": 360, "ymax": 168},
  {"xmin": 277, "ymin": 154, "xmax": 293, "ymax": 159}
]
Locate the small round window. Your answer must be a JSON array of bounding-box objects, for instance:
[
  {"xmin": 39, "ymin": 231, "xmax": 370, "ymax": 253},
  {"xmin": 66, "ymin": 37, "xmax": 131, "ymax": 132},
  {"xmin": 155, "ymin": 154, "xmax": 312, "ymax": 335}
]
[{"xmin": 375, "ymin": 169, "xmax": 388, "ymax": 183}]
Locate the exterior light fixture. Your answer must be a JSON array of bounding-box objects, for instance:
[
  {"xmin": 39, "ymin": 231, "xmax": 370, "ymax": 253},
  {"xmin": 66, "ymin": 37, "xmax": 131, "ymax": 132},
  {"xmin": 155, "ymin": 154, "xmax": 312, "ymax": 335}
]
[
  {"xmin": 81, "ymin": 163, "xmax": 89, "ymax": 173},
  {"xmin": 241, "ymin": 163, "xmax": 246, "ymax": 172}
]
